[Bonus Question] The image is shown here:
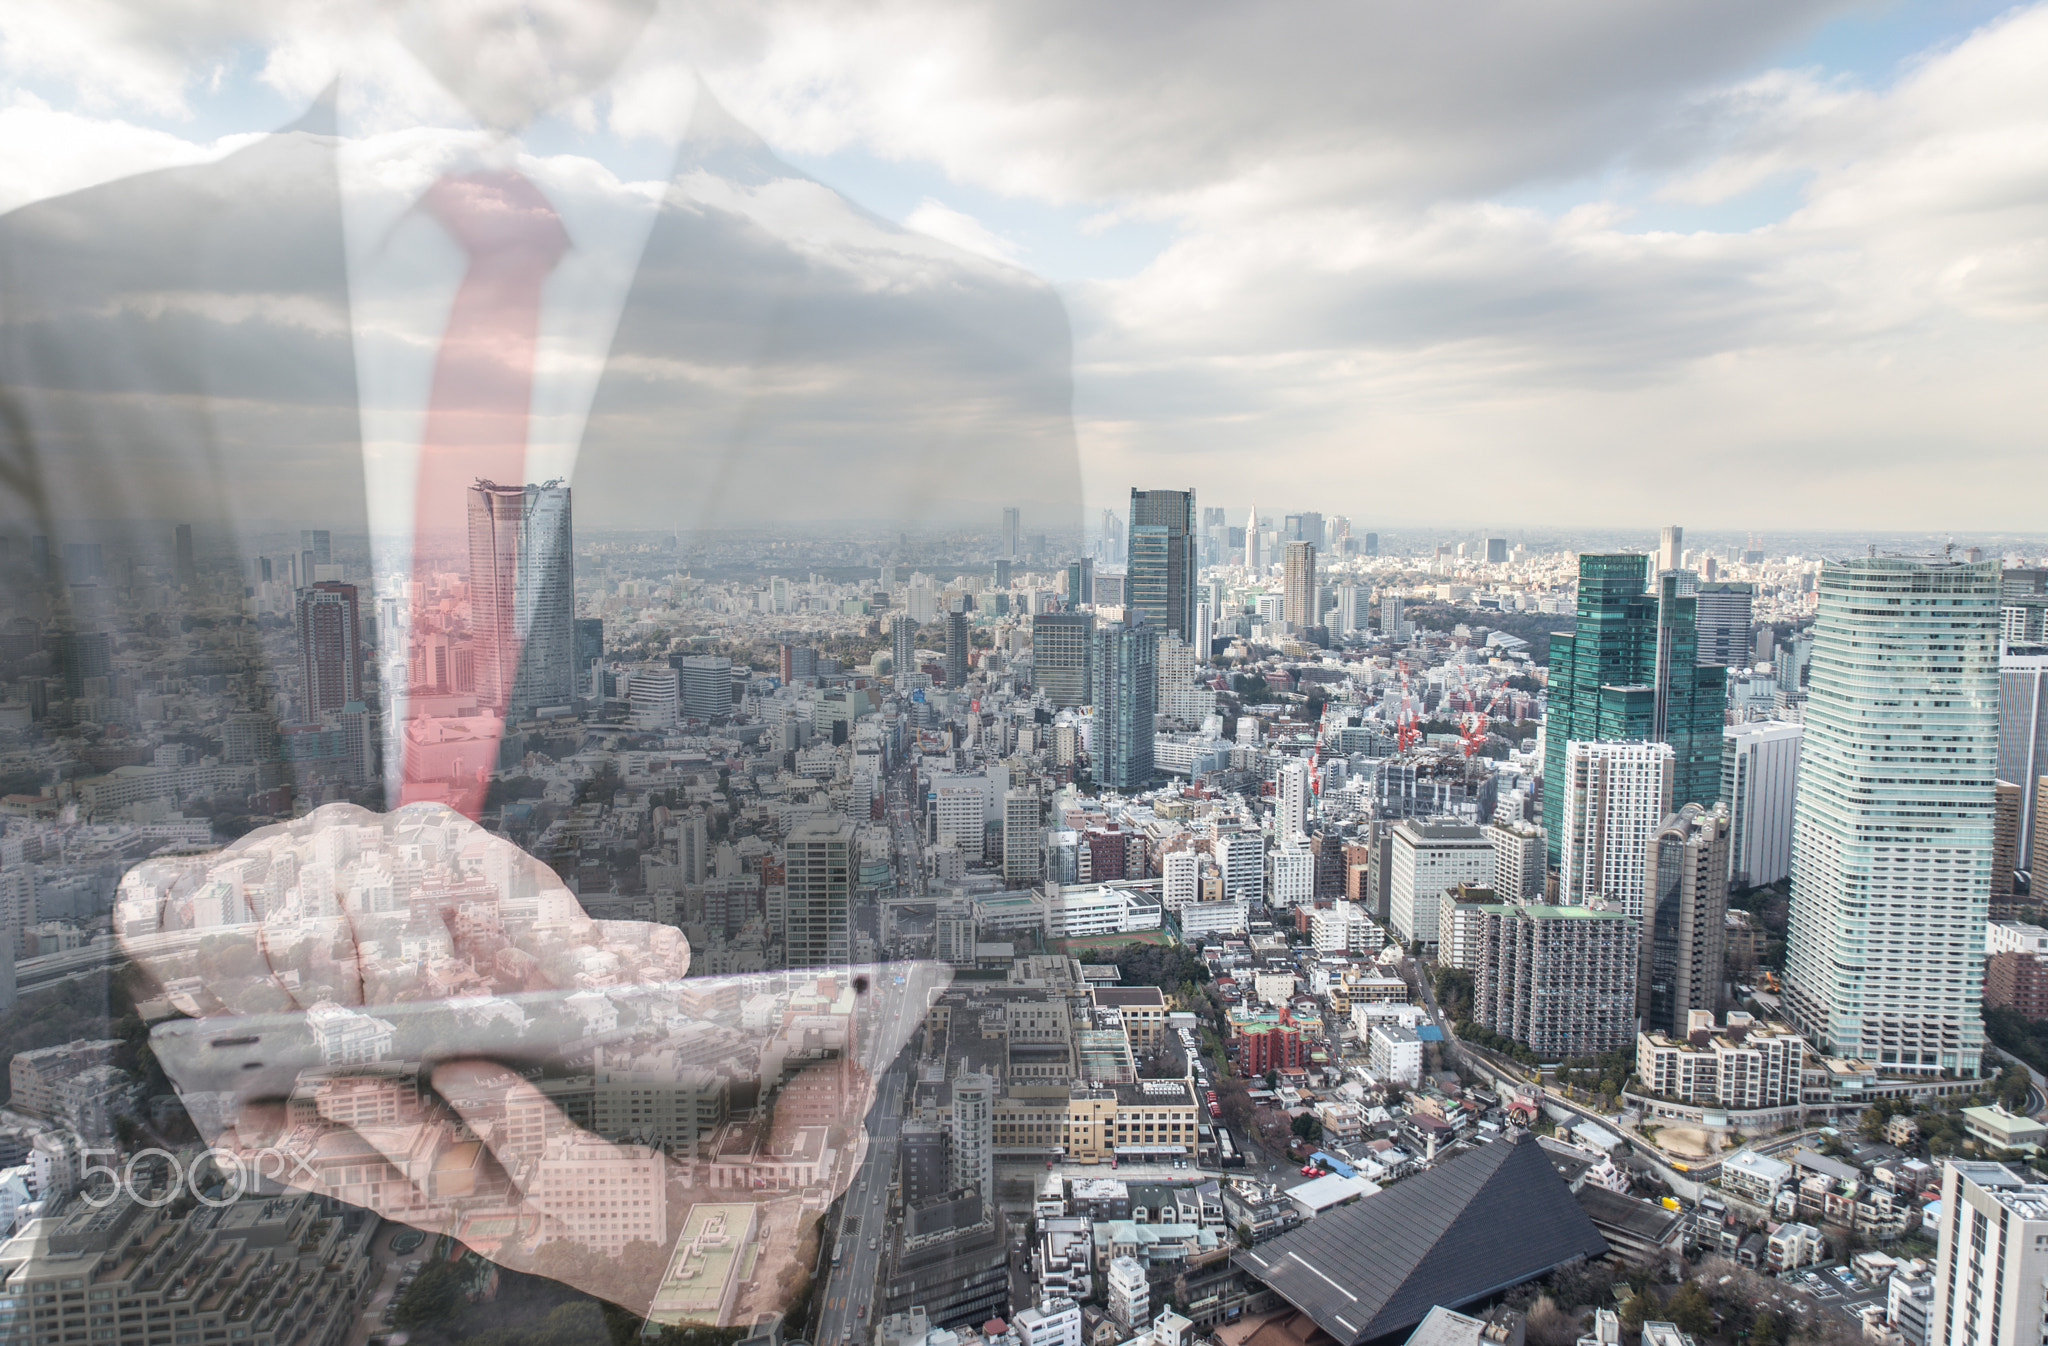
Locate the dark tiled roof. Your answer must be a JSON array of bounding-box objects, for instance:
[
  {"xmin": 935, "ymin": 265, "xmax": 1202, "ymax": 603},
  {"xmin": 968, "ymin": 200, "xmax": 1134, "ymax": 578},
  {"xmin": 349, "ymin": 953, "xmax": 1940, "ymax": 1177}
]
[{"xmin": 1232, "ymin": 1134, "xmax": 1607, "ymax": 1346}]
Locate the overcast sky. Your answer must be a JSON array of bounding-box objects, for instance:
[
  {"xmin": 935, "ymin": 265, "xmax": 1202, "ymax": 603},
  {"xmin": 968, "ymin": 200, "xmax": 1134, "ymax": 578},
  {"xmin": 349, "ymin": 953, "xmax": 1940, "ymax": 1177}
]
[{"xmin": 4, "ymin": 0, "xmax": 2043, "ymax": 534}]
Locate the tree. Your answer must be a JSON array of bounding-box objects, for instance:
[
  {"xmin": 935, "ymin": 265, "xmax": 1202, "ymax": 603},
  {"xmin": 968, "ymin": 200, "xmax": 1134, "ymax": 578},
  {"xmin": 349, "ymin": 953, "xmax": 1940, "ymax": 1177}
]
[
  {"xmin": 1265, "ymin": 1070, "xmax": 1279, "ymax": 1090},
  {"xmin": 392, "ymin": 1260, "xmax": 465, "ymax": 1329},
  {"xmin": 1618, "ymin": 1289, "xmax": 1652, "ymax": 1333},
  {"xmin": 1751, "ymin": 1311, "xmax": 1782, "ymax": 1346},
  {"xmin": 1291, "ymin": 1113, "xmax": 1323, "ymax": 1143},
  {"xmin": 1524, "ymin": 1294, "xmax": 1579, "ymax": 1346},
  {"xmin": 1667, "ymin": 1281, "xmax": 1713, "ymax": 1337}
]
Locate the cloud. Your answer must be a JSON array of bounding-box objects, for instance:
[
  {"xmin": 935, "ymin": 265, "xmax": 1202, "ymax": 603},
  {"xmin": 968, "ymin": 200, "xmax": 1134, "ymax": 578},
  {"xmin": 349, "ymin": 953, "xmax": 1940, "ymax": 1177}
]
[
  {"xmin": 903, "ymin": 197, "xmax": 1023, "ymax": 265},
  {"xmin": 0, "ymin": 90, "xmax": 260, "ymax": 214}
]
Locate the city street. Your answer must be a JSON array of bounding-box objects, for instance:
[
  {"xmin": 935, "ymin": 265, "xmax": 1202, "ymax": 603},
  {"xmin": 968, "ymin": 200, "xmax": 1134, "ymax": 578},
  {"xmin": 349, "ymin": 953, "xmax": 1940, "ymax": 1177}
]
[{"xmin": 813, "ymin": 1066, "xmax": 908, "ymax": 1346}]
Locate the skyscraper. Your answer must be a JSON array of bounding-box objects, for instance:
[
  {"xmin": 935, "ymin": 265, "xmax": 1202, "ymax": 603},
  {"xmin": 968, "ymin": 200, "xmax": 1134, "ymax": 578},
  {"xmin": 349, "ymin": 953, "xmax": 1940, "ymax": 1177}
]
[
  {"xmin": 573, "ymin": 617, "xmax": 604, "ymax": 701},
  {"xmin": 1558, "ymin": 740, "xmax": 1673, "ymax": 920},
  {"xmin": 1032, "ymin": 612, "xmax": 1093, "ymax": 707},
  {"xmin": 1282, "ymin": 541, "xmax": 1316, "ymax": 631},
  {"xmin": 1127, "ymin": 488, "xmax": 1197, "ymax": 641},
  {"xmin": 1640, "ymin": 803, "xmax": 1730, "ymax": 1036},
  {"xmin": 1243, "ymin": 506, "xmax": 1260, "ymax": 571},
  {"xmin": 468, "ymin": 481, "xmax": 574, "ymax": 715},
  {"xmin": 295, "ymin": 581, "xmax": 362, "ymax": 714},
  {"xmin": 1656, "ymin": 524, "xmax": 1683, "ymax": 575},
  {"xmin": 945, "ymin": 595, "xmax": 969, "ymax": 687},
  {"xmin": 1379, "ymin": 592, "xmax": 1404, "ymax": 639},
  {"xmin": 1694, "ymin": 581, "xmax": 1756, "ymax": 668},
  {"xmin": 173, "ymin": 523, "xmax": 196, "ymax": 587},
  {"xmin": 1997, "ymin": 647, "xmax": 2048, "ymax": 878},
  {"xmin": 1276, "ymin": 759, "xmax": 1311, "ymax": 839},
  {"xmin": 1543, "ymin": 554, "xmax": 1723, "ymax": 867},
  {"xmin": 1485, "ymin": 537, "xmax": 1508, "ymax": 564},
  {"xmin": 891, "ymin": 614, "xmax": 918, "ymax": 684},
  {"xmin": 675, "ymin": 654, "xmax": 733, "ymax": 721},
  {"xmin": 1782, "ymin": 555, "xmax": 2000, "ymax": 1075},
  {"xmin": 1721, "ymin": 720, "xmax": 1802, "ymax": 888},
  {"xmin": 1003, "ymin": 788, "xmax": 1043, "ymax": 885},
  {"xmin": 1001, "ymin": 506, "xmax": 1020, "ymax": 559},
  {"xmin": 1090, "ymin": 622, "xmax": 1156, "ymax": 792},
  {"xmin": 784, "ymin": 813, "xmax": 854, "ymax": 968},
  {"xmin": 1066, "ymin": 557, "xmax": 1095, "ymax": 609},
  {"xmin": 1363, "ymin": 531, "xmax": 1378, "ymax": 556}
]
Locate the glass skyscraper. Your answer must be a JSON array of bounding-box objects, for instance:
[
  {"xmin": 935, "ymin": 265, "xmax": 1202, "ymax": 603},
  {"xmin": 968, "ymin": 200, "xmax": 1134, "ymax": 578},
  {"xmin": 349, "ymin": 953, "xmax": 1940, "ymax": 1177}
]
[
  {"xmin": 1782, "ymin": 556, "xmax": 2000, "ymax": 1074},
  {"xmin": 1127, "ymin": 488, "xmax": 1197, "ymax": 641},
  {"xmin": 1543, "ymin": 554, "xmax": 1727, "ymax": 866}
]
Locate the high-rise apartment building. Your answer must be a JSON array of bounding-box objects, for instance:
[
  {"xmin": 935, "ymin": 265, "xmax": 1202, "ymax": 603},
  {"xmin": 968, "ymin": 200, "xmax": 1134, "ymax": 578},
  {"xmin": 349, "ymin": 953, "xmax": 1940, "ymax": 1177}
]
[
  {"xmin": 1722, "ymin": 721, "xmax": 1802, "ymax": 888},
  {"xmin": 892, "ymin": 614, "xmax": 919, "ymax": 684},
  {"xmin": 1090, "ymin": 623, "xmax": 1156, "ymax": 792},
  {"xmin": 1486, "ymin": 818, "xmax": 1546, "ymax": 901},
  {"xmin": 1544, "ymin": 553, "xmax": 1722, "ymax": 866},
  {"xmin": 1004, "ymin": 789, "xmax": 1044, "ymax": 886},
  {"xmin": 675, "ymin": 654, "xmax": 734, "ymax": 722},
  {"xmin": 784, "ymin": 814, "xmax": 854, "ymax": 968},
  {"xmin": 1928, "ymin": 1160, "xmax": 2048, "ymax": 1346},
  {"xmin": 1380, "ymin": 593, "xmax": 1404, "ymax": 638},
  {"xmin": 295, "ymin": 581, "xmax": 361, "ymax": 714},
  {"xmin": 468, "ymin": 481, "xmax": 574, "ymax": 714},
  {"xmin": 1640, "ymin": 803, "xmax": 1731, "ymax": 1036},
  {"xmin": 1283, "ymin": 541, "xmax": 1316, "ymax": 630},
  {"xmin": 1217, "ymin": 828, "xmax": 1264, "ymax": 905},
  {"xmin": 1127, "ymin": 489, "xmax": 1198, "ymax": 641},
  {"xmin": 1031, "ymin": 612, "xmax": 1093, "ymax": 707},
  {"xmin": 1441, "ymin": 890, "xmax": 1639, "ymax": 1055},
  {"xmin": 1557, "ymin": 740, "xmax": 1673, "ymax": 919},
  {"xmin": 1695, "ymin": 581, "xmax": 1756, "ymax": 668},
  {"xmin": 1783, "ymin": 556, "xmax": 2000, "ymax": 1075},
  {"xmin": 1275, "ymin": 760, "xmax": 1311, "ymax": 839}
]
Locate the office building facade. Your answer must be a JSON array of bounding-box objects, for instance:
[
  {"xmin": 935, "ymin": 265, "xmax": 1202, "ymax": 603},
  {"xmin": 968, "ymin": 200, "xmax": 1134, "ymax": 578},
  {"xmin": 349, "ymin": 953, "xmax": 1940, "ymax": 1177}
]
[
  {"xmin": 1928, "ymin": 1160, "xmax": 2048, "ymax": 1346},
  {"xmin": 1032, "ymin": 612, "xmax": 1093, "ymax": 707},
  {"xmin": 676, "ymin": 654, "xmax": 734, "ymax": 722},
  {"xmin": 784, "ymin": 814, "xmax": 855, "ymax": 968},
  {"xmin": 1127, "ymin": 489, "xmax": 1198, "ymax": 641},
  {"xmin": 1090, "ymin": 623, "xmax": 1156, "ymax": 792},
  {"xmin": 468, "ymin": 480, "xmax": 575, "ymax": 715},
  {"xmin": 295, "ymin": 581, "xmax": 361, "ymax": 714},
  {"xmin": 1783, "ymin": 557, "xmax": 2000, "ymax": 1075},
  {"xmin": 1557, "ymin": 740, "xmax": 1674, "ymax": 920},
  {"xmin": 893, "ymin": 613, "xmax": 919, "ymax": 684},
  {"xmin": 1996, "ymin": 648, "xmax": 2048, "ymax": 881},
  {"xmin": 1722, "ymin": 721, "xmax": 1802, "ymax": 889},
  {"xmin": 1695, "ymin": 581, "xmax": 1756, "ymax": 668}
]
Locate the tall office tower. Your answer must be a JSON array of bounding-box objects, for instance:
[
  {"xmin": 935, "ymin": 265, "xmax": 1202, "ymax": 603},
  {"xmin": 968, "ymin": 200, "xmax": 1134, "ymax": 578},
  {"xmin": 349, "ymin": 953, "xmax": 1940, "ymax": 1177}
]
[
  {"xmin": 1066, "ymin": 557, "xmax": 1095, "ymax": 609},
  {"xmin": 301, "ymin": 528, "xmax": 331, "ymax": 568},
  {"xmin": 1193, "ymin": 603, "xmax": 1213, "ymax": 658},
  {"xmin": 992, "ymin": 558, "xmax": 1011, "ymax": 589},
  {"xmin": 1927, "ymin": 1160, "xmax": 2048, "ymax": 1346},
  {"xmin": 1003, "ymin": 788, "xmax": 1044, "ymax": 885},
  {"xmin": 950, "ymin": 1071, "xmax": 996, "ymax": 1205},
  {"xmin": 1282, "ymin": 541, "xmax": 1316, "ymax": 629},
  {"xmin": 1275, "ymin": 759, "xmax": 1311, "ymax": 839},
  {"xmin": 1994, "ymin": 781, "xmax": 2023, "ymax": 917},
  {"xmin": 2001, "ymin": 568, "xmax": 2048, "ymax": 645},
  {"xmin": 1485, "ymin": 537, "xmax": 1508, "ymax": 565},
  {"xmin": 468, "ymin": 481, "xmax": 575, "ymax": 714},
  {"xmin": 1651, "ymin": 571, "xmax": 1729, "ymax": 810},
  {"xmin": 1031, "ymin": 612, "xmax": 1093, "ymax": 707},
  {"xmin": 1782, "ymin": 555, "xmax": 2000, "ymax": 1075},
  {"xmin": 1557, "ymin": 740, "xmax": 1674, "ymax": 919},
  {"xmin": 784, "ymin": 813, "xmax": 854, "ymax": 968},
  {"xmin": 1001, "ymin": 506, "xmax": 1021, "ymax": 559},
  {"xmin": 1090, "ymin": 622, "xmax": 1156, "ymax": 792},
  {"xmin": 54, "ymin": 630, "xmax": 112, "ymax": 699},
  {"xmin": 1127, "ymin": 488, "xmax": 1198, "ymax": 640},
  {"xmin": 628, "ymin": 667, "xmax": 680, "ymax": 728},
  {"xmin": 1545, "ymin": 553, "xmax": 1719, "ymax": 867},
  {"xmin": 1363, "ymin": 531, "xmax": 1379, "ymax": 556},
  {"xmin": 675, "ymin": 654, "xmax": 734, "ymax": 721},
  {"xmin": 1694, "ymin": 581, "xmax": 1756, "ymax": 667},
  {"xmin": 573, "ymin": 617, "xmax": 604, "ymax": 701},
  {"xmin": 892, "ymin": 614, "xmax": 918, "ymax": 683},
  {"xmin": 1379, "ymin": 592, "xmax": 1404, "ymax": 638},
  {"xmin": 1640, "ymin": 803, "xmax": 1731, "ymax": 1035},
  {"xmin": 1721, "ymin": 720, "xmax": 1802, "ymax": 888},
  {"xmin": 1334, "ymin": 585, "xmax": 1363, "ymax": 635},
  {"xmin": 295, "ymin": 581, "xmax": 362, "ymax": 714},
  {"xmin": 1657, "ymin": 524, "xmax": 1683, "ymax": 575},
  {"xmin": 1243, "ymin": 506, "xmax": 1260, "ymax": 570},
  {"xmin": 944, "ymin": 595, "xmax": 970, "ymax": 687},
  {"xmin": 1387, "ymin": 821, "xmax": 1494, "ymax": 948},
  {"xmin": 1997, "ymin": 647, "xmax": 2048, "ymax": 879},
  {"xmin": 173, "ymin": 523, "xmax": 196, "ymax": 587}
]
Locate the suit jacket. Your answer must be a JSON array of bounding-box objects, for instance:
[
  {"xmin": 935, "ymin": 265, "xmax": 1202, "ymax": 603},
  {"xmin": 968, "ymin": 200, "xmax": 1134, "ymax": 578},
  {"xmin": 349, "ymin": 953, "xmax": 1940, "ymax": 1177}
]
[{"xmin": 0, "ymin": 90, "xmax": 1080, "ymax": 821}]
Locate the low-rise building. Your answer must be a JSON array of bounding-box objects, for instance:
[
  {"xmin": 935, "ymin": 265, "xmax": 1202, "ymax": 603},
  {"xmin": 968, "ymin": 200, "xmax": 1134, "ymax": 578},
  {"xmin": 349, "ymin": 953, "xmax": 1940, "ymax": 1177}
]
[
  {"xmin": 1767, "ymin": 1220, "xmax": 1825, "ymax": 1271},
  {"xmin": 1635, "ymin": 1011, "xmax": 1806, "ymax": 1109},
  {"xmin": 1961, "ymin": 1103, "xmax": 2047, "ymax": 1153},
  {"xmin": 1016, "ymin": 1298, "xmax": 1083, "ymax": 1346},
  {"xmin": 1369, "ymin": 1023, "xmax": 1423, "ymax": 1088},
  {"xmin": 1719, "ymin": 1150, "xmax": 1792, "ymax": 1204}
]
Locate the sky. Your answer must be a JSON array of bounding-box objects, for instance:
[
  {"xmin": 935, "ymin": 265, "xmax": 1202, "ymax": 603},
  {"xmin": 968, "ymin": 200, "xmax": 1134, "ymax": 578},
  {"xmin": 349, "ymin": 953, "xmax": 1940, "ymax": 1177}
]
[{"xmin": 2, "ymin": 0, "xmax": 2044, "ymax": 534}]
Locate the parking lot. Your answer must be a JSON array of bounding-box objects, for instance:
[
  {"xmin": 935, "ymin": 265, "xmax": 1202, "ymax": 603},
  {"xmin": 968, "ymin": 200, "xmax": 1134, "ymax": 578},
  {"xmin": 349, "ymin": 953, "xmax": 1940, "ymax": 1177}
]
[{"xmin": 1759, "ymin": 1266, "xmax": 1887, "ymax": 1329}]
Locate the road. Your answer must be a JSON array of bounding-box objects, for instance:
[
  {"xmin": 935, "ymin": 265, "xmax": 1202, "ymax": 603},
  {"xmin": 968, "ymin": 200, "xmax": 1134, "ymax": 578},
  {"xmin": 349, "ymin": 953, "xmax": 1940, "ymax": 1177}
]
[
  {"xmin": 1985, "ymin": 1040, "xmax": 2048, "ymax": 1118},
  {"xmin": 813, "ymin": 1065, "xmax": 908, "ymax": 1346}
]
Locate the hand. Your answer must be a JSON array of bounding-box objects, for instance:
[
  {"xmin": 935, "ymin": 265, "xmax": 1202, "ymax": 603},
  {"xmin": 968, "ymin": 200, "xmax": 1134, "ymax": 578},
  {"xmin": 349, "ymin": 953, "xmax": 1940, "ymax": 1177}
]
[{"xmin": 119, "ymin": 802, "xmax": 919, "ymax": 1323}]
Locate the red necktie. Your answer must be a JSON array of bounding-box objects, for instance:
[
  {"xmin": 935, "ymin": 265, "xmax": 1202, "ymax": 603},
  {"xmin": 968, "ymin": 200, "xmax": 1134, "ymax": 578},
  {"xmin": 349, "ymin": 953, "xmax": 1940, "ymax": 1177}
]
[{"xmin": 400, "ymin": 171, "xmax": 569, "ymax": 819}]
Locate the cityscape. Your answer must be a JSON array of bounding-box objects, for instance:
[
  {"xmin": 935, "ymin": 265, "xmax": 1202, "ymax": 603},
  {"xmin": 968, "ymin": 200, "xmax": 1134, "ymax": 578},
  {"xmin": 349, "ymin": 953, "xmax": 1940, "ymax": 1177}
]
[{"xmin": 3, "ymin": 488, "xmax": 2048, "ymax": 1346}]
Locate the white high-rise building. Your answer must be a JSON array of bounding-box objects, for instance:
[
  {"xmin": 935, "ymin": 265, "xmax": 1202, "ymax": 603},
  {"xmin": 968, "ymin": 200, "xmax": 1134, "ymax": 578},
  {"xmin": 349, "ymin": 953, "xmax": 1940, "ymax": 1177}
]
[
  {"xmin": 627, "ymin": 668, "xmax": 679, "ymax": 729},
  {"xmin": 1387, "ymin": 821, "xmax": 1493, "ymax": 948},
  {"xmin": 1161, "ymin": 849, "xmax": 1200, "ymax": 912},
  {"xmin": 1784, "ymin": 556, "xmax": 2000, "ymax": 1076},
  {"xmin": 1335, "ymin": 585, "xmax": 1365, "ymax": 635},
  {"xmin": 1275, "ymin": 760, "xmax": 1311, "ymax": 840},
  {"xmin": 1721, "ymin": 721, "xmax": 1802, "ymax": 889},
  {"xmin": 1217, "ymin": 829, "xmax": 1264, "ymax": 905},
  {"xmin": 1558, "ymin": 740, "xmax": 1674, "ymax": 921},
  {"xmin": 951, "ymin": 1071, "xmax": 995, "ymax": 1206},
  {"xmin": 1267, "ymin": 844, "xmax": 1312, "ymax": 909},
  {"xmin": 1657, "ymin": 524, "xmax": 1683, "ymax": 576},
  {"xmin": 1928, "ymin": 1160, "xmax": 2048, "ymax": 1346},
  {"xmin": 1486, "ymin": 818, "xmax": 1546, "ymax": 902}
]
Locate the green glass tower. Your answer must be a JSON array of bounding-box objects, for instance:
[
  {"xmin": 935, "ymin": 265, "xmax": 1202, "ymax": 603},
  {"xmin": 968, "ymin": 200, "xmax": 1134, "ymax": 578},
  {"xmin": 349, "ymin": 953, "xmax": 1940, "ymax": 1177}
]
[{"xmin": 1543, "ymin": 555, "xmax": 1726, "ymax": 867}]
